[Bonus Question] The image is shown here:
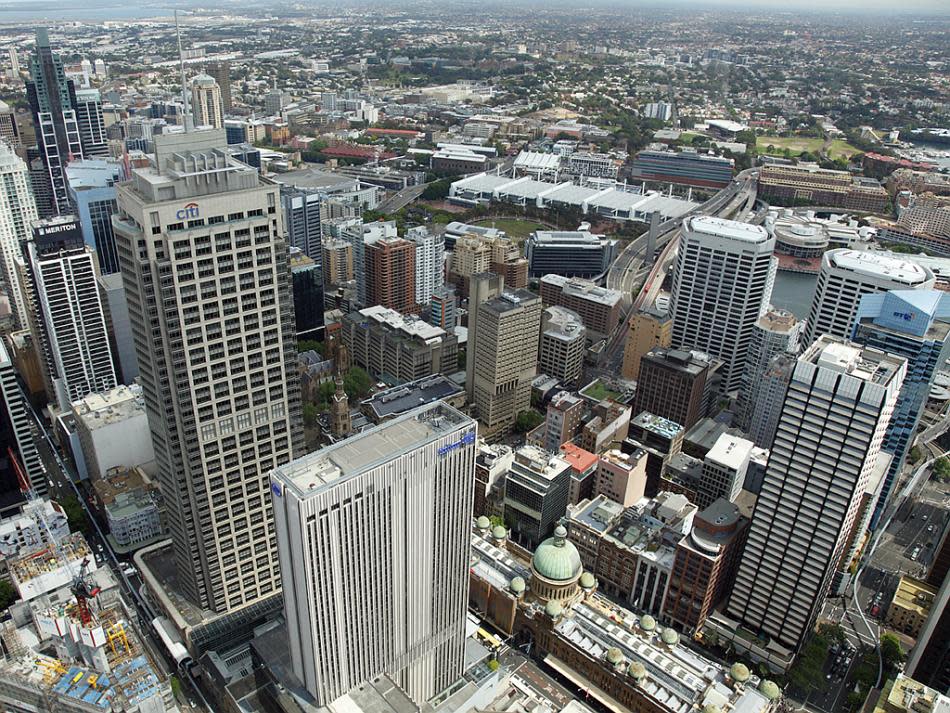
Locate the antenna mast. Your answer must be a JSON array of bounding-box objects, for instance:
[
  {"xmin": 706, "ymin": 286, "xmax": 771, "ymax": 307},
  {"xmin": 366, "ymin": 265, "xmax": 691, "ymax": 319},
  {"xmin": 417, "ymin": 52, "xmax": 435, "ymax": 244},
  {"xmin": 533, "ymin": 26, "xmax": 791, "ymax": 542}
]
[{"xmin": 175, "ymin": 10, "xmax": 193, "ymax": 132}]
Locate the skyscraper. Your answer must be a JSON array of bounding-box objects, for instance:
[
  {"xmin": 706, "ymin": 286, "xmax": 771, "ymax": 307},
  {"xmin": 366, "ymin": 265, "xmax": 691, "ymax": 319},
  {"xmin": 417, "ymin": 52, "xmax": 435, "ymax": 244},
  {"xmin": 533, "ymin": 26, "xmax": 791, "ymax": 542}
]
[
  {"xmin": 472, "ymin": 289, "xmax": 541, "ymax": 433},
  {"xmin": 721, "ymin": 337, "xmax": 904, "ymax": 669},
  {"xmin": 65, "ymin": 158, "xmax": 122, "ymax": 275},
  {"xmin": 408, "ymin": 225, "xmax": 444, "ymax": 307},
  {"xmin": 113, "ymin": 129, "xmax": 302, "ymax": 614},
  {"xmin": 852, "ymin": 290, "xmax": 950, "ymax": 525},
  {"xmin": 670, "ymin": 216, "xmax": 776, "ymax": 392},
  {"xmin": 280, "ymin": 184, "xmax": 325, "ymax": 260},
  {"xmin": 802, "ymin": 249, "xmax": 935, "ymax": 348},
  {"xmin": 736, "ymin": 307, "xmax": 802, "ymax": 431},
  {"xmin": 204, "ymin": 61, "xmax": 232, "ymax": 112},
  {"xmin": 0, "ymin": 338, "xmax": 45, "ymax": 504},
  {"xmin": 365, "ymin": 235, "xmax": 415, "ymax": 313},
  {"xmin": 26, "ymin": 28, "xmax": 84, "ymax": 216},
  {"xmin": 0, "ymin": 141, "xmax": 38, "ymax": 329},
  {"xmin": 22, "ymin": 216, "xmax": 116, "ymax": 410},
  {"xmin": 271, "ymin": 403, "xmax": 475, "ymax": 706},
  {"xmin": 73, "ymin": 88, "xmax": 108, "ymax": 158},
  {"xmin": 465, "ymin": 271, "xmax": 504, "ymax": 403},
  {"xmin": 290, "ymin": 248, "xmax": 324, "ymax": 341},
  {"xmin": 191, "ymin": 75, "xmax": 224, "ymax": 129},
  {"xmin": 621, "ymin": 308, "xmax": 672, "ymax": 382},
  {"xmin": 0, "ymin": 100, "xmax": 21, "ymax": 148},
  {"xmin": 632, "ymin": 348, "xmax": 720, "ymax": 430},
  {"xmin": 746, "ymin": 352, "xmax": 795, "ymax": 449}
]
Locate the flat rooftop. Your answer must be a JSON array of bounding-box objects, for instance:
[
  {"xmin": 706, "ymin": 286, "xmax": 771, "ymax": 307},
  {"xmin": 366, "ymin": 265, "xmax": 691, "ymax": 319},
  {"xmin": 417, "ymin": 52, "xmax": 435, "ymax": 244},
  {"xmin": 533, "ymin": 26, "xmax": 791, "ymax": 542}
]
[
  {"xmin": 826, "ymin": 249, "xmax": 932, "ymax": 285},
  {"xmin": 362, "ymin": 374, "xmax": 463, "ymax": 421},
  {"xmin": 705, "ymin": 434, "xmax": 754, "ymax": 471},
  {"xmin": 273, "ymin": 403, "xmax": 473, "ymax": 497},
  {"xmin": 687, "ymin": 215, "xmax": 770, "ymax": 244},
  {"xmin": 541, "ymin": 274, "xmax": 622, "ymax": 307}
]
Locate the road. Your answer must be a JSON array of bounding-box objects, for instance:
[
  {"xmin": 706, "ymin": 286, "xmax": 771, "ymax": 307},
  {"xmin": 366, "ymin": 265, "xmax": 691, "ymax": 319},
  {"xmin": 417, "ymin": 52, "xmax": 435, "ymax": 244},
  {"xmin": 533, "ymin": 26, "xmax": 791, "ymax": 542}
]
[
  {"xmin": 24, "ymin": 399, "xmax": 211, "ymax": 712},
  {"xmin": 375, "ymin": 182, "xmax": 427, "ymax": 213}
]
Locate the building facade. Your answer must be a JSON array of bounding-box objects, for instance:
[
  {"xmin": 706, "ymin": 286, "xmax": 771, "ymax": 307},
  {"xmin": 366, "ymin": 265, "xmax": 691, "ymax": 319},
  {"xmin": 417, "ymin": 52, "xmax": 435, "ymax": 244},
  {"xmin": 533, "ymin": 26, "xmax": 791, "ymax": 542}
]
[
  {"xmin": 632, "ymin": 348, "xmax": 719, "ymax": 431},
  {"xmin": 621, "ymin": 308, "xmax": 672, "ymax": 382},
  {"xmin": 539, "ymin": 306, "xmax": 586, "ymax": 388},
  {"xmin": 0, "ymin": 141, "xmax": 38, "ymax": 330},
  {"xmin": 66, "ymin": 158, "xmax": 122, "ymax": 275},
  {"xmin": 736, "ymin": 308, "xmax": 802, "ymax": 431}
]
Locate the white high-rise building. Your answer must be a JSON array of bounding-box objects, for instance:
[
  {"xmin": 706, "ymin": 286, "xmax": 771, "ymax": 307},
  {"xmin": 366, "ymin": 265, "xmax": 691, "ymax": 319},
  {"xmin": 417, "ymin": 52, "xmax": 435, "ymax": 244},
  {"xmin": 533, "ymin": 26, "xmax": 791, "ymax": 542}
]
[
  {"xmin": 719, "ymin": 337, "xmax": 905, "ymax": 670},
  {"xmin": 407, "ymin": 225, "xmax": 444, "ymax": 306},
  {"xmin": 191, "ymin": 74, "xmax": 224, "ymax": 129},
  {"xmin": 736, "ymin": 307, "xmax": 802, "ymax": 430},
  {"xmin": 0, "ymin": 339, "xmax": 44, "ymax": 497},
  {"xmin": 0, "ymin": 142, "xmax": 38, "ymax": 330},
  {"xmin": 802, "ymin": 249, "xmax": 935, "ymax": 348},
  {"xmin": 670, "ymin": 216, "xmax": 776, "ymax": 392},
  {"xmin": 271, "ymin": 403, "xmax": 475, "ymax": 707},
  {"xmin": 114, "ymin": 129, "xmax": 302, "ymax": 617},
  {"xmin": 23, "ymin": 216, "xmax": 116, "ymax": 411},
  {"xmin": 73, "ymin": 88, "xmax": 109, "ymax": 157},
  {"xmin": 746, "ymin": 352, "xmax": 795, "ymax": 449}
]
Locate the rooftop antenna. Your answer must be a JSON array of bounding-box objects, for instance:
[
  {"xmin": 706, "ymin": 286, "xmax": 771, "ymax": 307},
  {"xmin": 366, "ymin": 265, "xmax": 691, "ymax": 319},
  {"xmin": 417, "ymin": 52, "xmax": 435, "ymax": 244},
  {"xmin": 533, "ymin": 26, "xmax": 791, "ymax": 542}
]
[{"xmin": 175, "ymin": 10, "xmax": 193, "ymax": 132}]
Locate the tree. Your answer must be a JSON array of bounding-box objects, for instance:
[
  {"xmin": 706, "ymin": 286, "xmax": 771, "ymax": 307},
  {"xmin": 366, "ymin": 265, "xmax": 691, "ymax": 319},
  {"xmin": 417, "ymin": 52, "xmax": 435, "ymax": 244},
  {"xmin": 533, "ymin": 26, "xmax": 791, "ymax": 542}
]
[
  {"xmin": 421, "ymin": 178, "xmax": 454, "ymax": 200},
  {"xmin": 298, "ymin": 339, "xmax": 326, "ymax": 357},
  {"xmin": 60, "ymin": 494, "xmax": 91, "ymax": 536},
  {"xmin": 0, "ymin": 579, "xmax": 16, "ymax": 610},
  {"xmin": 302, "ymin": 403, "xmax": 318, "ymax": 428},
  {"xmin": 514, "ymin": 410, "xmax": 544, "ymax": 434},
  {"xmin": 880, "ymin": 633, "xmax": 905, "ymax": 670},
  {"xmin": 933, "ymin": 457, "xmax": 950, "ymax": 482},
  {"xmin": 343, "ymin": 367, "xmax": 373, "ymax": 400}
]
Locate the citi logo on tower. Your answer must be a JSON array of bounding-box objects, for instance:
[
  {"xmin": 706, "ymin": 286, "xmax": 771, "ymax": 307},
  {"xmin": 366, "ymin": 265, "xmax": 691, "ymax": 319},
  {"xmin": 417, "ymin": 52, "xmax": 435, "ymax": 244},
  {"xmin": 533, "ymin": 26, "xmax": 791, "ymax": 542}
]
[{"xmin": 176, "ymin": 202, "xmax": 199, "ymax": 220}]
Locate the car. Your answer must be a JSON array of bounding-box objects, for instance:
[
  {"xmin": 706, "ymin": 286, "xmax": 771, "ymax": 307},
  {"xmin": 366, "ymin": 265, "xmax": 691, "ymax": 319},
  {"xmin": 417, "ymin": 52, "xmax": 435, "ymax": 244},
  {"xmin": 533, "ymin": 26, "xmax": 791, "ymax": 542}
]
[
  {"xmin": 923, "ymin": 514, "xmax": 929, "ymax": 521},
  {"xmin": 911, "ymin": 547, "xmax": 921, "ymax": 560},
  {"xmin": 928, "ymin": 524, "xmax": 934, "ymax": 532},
  {"xmin": 870, "ymin": 604, "xmax": 881, "ymax": 617}
]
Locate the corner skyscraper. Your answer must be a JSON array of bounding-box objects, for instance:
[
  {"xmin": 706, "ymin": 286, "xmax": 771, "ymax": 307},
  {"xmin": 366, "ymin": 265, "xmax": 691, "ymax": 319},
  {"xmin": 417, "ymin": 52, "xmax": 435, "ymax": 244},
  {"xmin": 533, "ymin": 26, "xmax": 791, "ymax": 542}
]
[
  {"xmin": 271, "ymin": 403, "xmax": 475, "ymax": 706},
  {"xmin": 670, "ymin": 216, "xmax": 776, "ymax": 392},
  {"xmin": 26, "ymin": 28, "xmax": 105, "ymax": 216},
  {"xmin": 114, "ymin": 129, "xmax": 302, "ymax": 614},
  {"xmin": 715, "ymin": 337, "xmax": 904, "ymax": 672}
]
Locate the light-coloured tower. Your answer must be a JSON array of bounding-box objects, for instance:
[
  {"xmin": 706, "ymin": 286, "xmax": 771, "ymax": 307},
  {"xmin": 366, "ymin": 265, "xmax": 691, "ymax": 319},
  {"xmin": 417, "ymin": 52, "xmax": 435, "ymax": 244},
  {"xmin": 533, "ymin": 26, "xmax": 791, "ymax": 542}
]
[
  {"xmin": 113, "ymin": 129, "xmax": 302, "ymax": 614},
  {"xmin": 723, "ymin": 337, "xmax": 905, "ymax": 667},
  {"xmin": 472, "ymin": 289, "xmax": 541, "ymax": 433},
  {"xmin": 670, "ymin": 215, "xmax": 776, "ymax": 392},
  {"xmin": 408, "ymin": 225, "xmax": 444, "ymax": 307},
  {"xmin": 539, "ymin": 305, "xmax": 586, "ymax": 388},
  {"xmin": 736, "ymin": 307, "xmax": 802, "ymax": 430},
  {"xmin": 23, "ymin": 216, "xmax": 116, "ymax": 410},
  {"xmin": 0, "ymin": 142, "xmax": 38, "ymax": 330},
  {"xmin": 271, "ymin": 403, "xmax": 475, "ymax": 706},
  {"xmin": 191, "ymin": 74, "xmax": 224, "ymax": 129},
  {"xmin": 73, "ymin": 88, "xmax": 109, "ymax": 158},
  {"xmin": 802, "ymin": 248, "xmax": 935, "ymax": 348}
]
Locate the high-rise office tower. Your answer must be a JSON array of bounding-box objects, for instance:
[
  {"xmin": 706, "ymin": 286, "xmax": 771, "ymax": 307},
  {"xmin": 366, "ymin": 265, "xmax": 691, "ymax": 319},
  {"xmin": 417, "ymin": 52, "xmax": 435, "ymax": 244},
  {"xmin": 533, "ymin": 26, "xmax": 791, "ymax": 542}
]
[
  {"xmin": 621, "ymin": 308, "xmax": 671, "ymax": 382},
  {"xmin": 632, "ymin": 347, "xmax": 720, "ymax": 430},
  {"xmin": 852, "ymin": 290, "xmax": 950, "ymax": 526},
  {"xmin": 670, "ymin": 216, "xmax": 776, "ymax": 392},
  {"xmin": 0, "ymin": 142, "xmax": 38, "ymax": 330},
  {"xmin": 0, "ymin": 100, "xmax": 21, "ymax": 148},
  {"xmin": 802, "ymin": 249, "xmax": 935, "ymax": 348},
  {"xmin": 429, "ymin": 284, "xmax": 456, "ymax": 330},
  {"xmin": 365, "ymin": 235, "xmax": 415, "ymax": 313},
  {"xmin": 22, "ymin": 216, "xmax": 116, "ymax": 410},
  {"xmin": 290, "ymin": 248, "xmax": 324, "ymax": 341},
  {"xmin": 472, "ymin": 289, "xmax": 541, "ymax": 433},
  {"xmin": 113, "ymin": 129, "xmax": 302, "ymax": 613},
  {"xmin": 66, "ymin": 158, "xmax": 122, "ymax": 275},
  {"xmin": 26, "ymin": 28, "xmax": 84, "ymax": 216},
  {"xmin": 73, "ymin": 88, "xmax": 108, "ymax": 157},
  {"xmin": 204, "ymin": 61, "xmax": 231, "ymax": 112},
  {"xmin": 539, "ymin": 305, "xmax": 586, "ymax": 388},
  {"xmin": 736, "ymin": 307, "xmax": 802, "ymax": 430},
  {"xmin": 408, "ymin": 226, "xmax": 444, "ymax": 307},
  {"xmin": 0, "ymin": 338, "xmax": 45, "ymax": 504},
  {"xmin": 271, "ymin": 403, "xmax": 475, "ymax": 706},
  {"xmin": 746, "ymin": 352, "xmax": 795, "ymax": 449},
  {"xmin": 724, "ymin": 337, "xmax": 904, "ymax": 666},
  {"xmin": 280, "ymin": 184, "xmax": 325, "ymax": 260},
  {"xmin": 465, "ymin": 271, "xmax": 503, "ymax": 402},
  {"xmin": 191, "ymin": 74, "xmax": 224, "ymax": 129}
]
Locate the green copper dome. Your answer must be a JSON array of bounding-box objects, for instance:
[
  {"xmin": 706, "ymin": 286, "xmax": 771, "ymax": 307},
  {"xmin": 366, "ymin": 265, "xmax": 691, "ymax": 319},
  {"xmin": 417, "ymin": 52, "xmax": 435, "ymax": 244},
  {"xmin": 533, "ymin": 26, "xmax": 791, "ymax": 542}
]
[
  {"xmin": 704, "ymin": 705, "xmax": 722, "ymax": 713},
  {"xmin": 660, "ymin": 628, "xmax": 679, "ymax": 646},
  {"xmin": 476, "ymin": 516, "xmax": 491, "ymax": 530},
  {"xmin": 759, "ymin": 681, "xmax": 781, "ymax": 700},
  {"xmin": 730, "ymin": 663, "xmax": 751, "ymax": 683},
  {"xmin": 532, "ymin": 525, "xmax": 582, "ymax": 582},
  {"xmin": 606, "ymin": 647, "xmax": 624, "ymax": 666},
  {"xmin": 627, "ymin": 662, "xmax": 647, "ymax": 680},
  {"xmin": 544, "ymin": 600, "xmax": 563, "ymax": 618},
  {"xmin": 491, "ymin": 525, "xmax": 507, "ymax": 540},
  {"xmin": 510, "ymin": 576, "xmax": 526, "ymax": 594},
  {"xmin": 640, "ymin": 615, "xmax": 656, "ymax": 631},
  {"xmin": 579, "ymin": 572, "xmax": 596, "ymax": 589}
]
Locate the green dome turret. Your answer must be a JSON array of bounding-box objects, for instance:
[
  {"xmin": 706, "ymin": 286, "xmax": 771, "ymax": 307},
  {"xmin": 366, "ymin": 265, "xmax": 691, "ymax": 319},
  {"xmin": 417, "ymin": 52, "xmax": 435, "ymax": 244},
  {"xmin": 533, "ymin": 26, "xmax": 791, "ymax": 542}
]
[
  {"xmin": 627, "ymin": 662, "xmax": 647, "ymax": 680},
  {"xmin": 476, "ymin": 516, "xmax": 491, "ymax": 530},
  {"xmin": 660, "ymin": 628, "xmax": 679, "ymax": 646},
  {"xmin": 510, "ymin": 576, "xmax": 526, "ymax": 594},
  {"xmin": 759, "ymin": 680, "xmax": 781, "ymax": 700},
  {"xmin": 606, "ymin": 647, "xmax": 624, "ymax": 667},
  {"xmin": 532, "ymin": 525, "xmax": 582, "ymax": 582},
  {"xmin": 544, "ymin": 600, "xmax": 563, "ymax": 618},
  {"xmin": 640, "ymin": 615, "xmax": 656, "ymax": 631},
  {"xmin": 491, "ymin": 525, "xmax": 507, "ymax": 541},
  {"xmin": 704, "ymin": 705, "xmax": 722, "ymax": 713},
  {"xmin": 730, "ymin": 663, "xmax": 751, "ymax": 683},
  {"xmin": 580, "ymin": 572, "xmax": 595, "ymax": 589}
]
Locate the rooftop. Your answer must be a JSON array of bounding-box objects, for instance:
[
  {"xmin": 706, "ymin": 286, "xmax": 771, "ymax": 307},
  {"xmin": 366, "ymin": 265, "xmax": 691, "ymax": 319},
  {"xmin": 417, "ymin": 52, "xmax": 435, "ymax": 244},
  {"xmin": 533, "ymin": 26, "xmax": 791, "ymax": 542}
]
[
  {"xmin": 560, "ymin": 443, "xmax": 599, "ymax": 475},
  {"xmin": 808, "ymin": 336, "xmax": 906, "ymax": 386},
  {"xmin": 632, "ymin": 412, "xmax": 684, "ymax": 440},
  {"xmin": 826, "ymin": 249, "xmax": 933, "ymax": 285},
  {"xmin": 357, "ymin": 305, "xmax": 448, "ymax": 343},
  {"xmin": 71, "ymin": 384, "xmax": 146, "ymax": 430},
  {"xmin": 705, "ymin": 434, "xmax": 754, "ymax": 472},
  {"xmin": 889, "ymin": 576, "xmax": 937, "ymax": 617},
  {"xmin": 272, "ymin": 403, "xmax": 473, "ymax": 497},
  {"xmin": 362, "ymin": 374, "xmax": 464, "ymax": 421},
  {"xmin": 541, "ymin": 274, "xmax": 622, "ymax": 307},
  {"xmin": 687, "ymin": 215, "xmax": 770, "ymax": 244}
]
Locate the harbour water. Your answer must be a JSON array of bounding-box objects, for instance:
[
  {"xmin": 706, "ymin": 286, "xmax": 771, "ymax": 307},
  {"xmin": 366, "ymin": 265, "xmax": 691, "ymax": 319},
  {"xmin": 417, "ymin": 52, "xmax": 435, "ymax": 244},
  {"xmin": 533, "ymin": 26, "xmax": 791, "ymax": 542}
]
[{"xmin": 770, "ymin": 270, "xmax": 818, "ymax": 319}]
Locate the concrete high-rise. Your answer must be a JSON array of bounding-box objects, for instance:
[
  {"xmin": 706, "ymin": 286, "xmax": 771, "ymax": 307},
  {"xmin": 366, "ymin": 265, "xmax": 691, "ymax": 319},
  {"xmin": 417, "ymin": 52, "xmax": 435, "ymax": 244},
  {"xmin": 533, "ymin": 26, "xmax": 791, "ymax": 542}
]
[
  {"xmin": 73, "ymin": 88, "xmax": 108, "ymax": 158},
  {"xmin": 464, "ymin": 271, "xmax": 503, "ymax": 402},
  {"xmin": 66, "ymin": 158, "xmax": 122, "ymax": 275},
  {"xmin": 746, "ymin": 352, "xmax": 795, "ymax": 449},
  {"xmin": 271, "ymin": 403, "xmax": 475, "ymax": 706},
  {"xmin": 407, "ymin": 226, "xmax": 444, "ymax": 307},
  {"xmin": 670, "ymin": 216, "xmax": 776, "ymax": 392},
  {"xmin": 0, "ymin": 100, "xmax": 21, "ymax": 148},
  {"xmin": 632, "ymin": 348, "xmax": 720, "ymax": 430},
  {"xmin": 852, "ymin": 290, "xmax": 950, "ymax": 525},
  {"xmin": 0, "ymin": 141, "xmax": 38, "ymax": 330},
  {"xmin": 113, "ymin": 129, "xmax": 302, "ymax": 614},
  {"xmin": 0, "ymin": 338, "xmax": 45, "ymax": 501},
  {"xmin": 736, "ymin": 307, "xmax": 802, "ymax": 431},
  {"xmin": 22, "ymin": 216, "xmax": 116, "ymax": 410},
  {"xmin": 802, "ymin": 249, "xmax": 935, "ymax": 348},
  {"xmin": 365, "ymin": 235, "xmax": 415, "ymax": 313},
  {"xmin": 717, "ymin": 337, "xmax": 905, "ymax": 671},
  {"xmin": 191, "ymin": 74, "xmax": 224, "ymax": 129},
  {"xmin": 472, "ymin": 289, "xmax": 541, "ymax": 433},
  {"xmin": 204, "ymin": 61, "xmax": 232, "ymax": 112},
  {"xmin": 539, "ymin": 305, "xmax": 586, "ymax": 388},
  {"xmin": 621, "ymin": 308, "xmax": 672, "ymax": 382},
  {"xmin": 26, "ymin": 28, "xmax": 85, "ymax": 215}
]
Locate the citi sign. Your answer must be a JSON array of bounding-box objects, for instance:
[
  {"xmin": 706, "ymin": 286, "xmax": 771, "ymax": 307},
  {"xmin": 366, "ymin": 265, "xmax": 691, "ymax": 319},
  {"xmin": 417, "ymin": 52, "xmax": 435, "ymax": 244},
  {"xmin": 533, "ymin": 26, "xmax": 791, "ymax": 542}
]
[{"xmin": 176, "ymin": 202, "xmax": 199, "ymax": 220}]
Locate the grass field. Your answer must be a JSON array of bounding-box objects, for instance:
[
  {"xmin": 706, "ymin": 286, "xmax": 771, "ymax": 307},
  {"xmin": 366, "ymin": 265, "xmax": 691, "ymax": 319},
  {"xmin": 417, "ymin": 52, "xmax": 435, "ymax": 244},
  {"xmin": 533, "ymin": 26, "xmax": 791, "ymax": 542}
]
[
  {"xmin": 827, "ymin": 139, "xmax": 862, "ymax": 160},
  {"xmin": 471, "ymin": 218, "xmax": 549, "ymax": 241},
  {"xmin": 755, "ymin": 135, "xmax": 825, "ymax": 156},
  {"xmin": 580, "ymin": 380, "xmax": 620, "ymax": 402}
]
